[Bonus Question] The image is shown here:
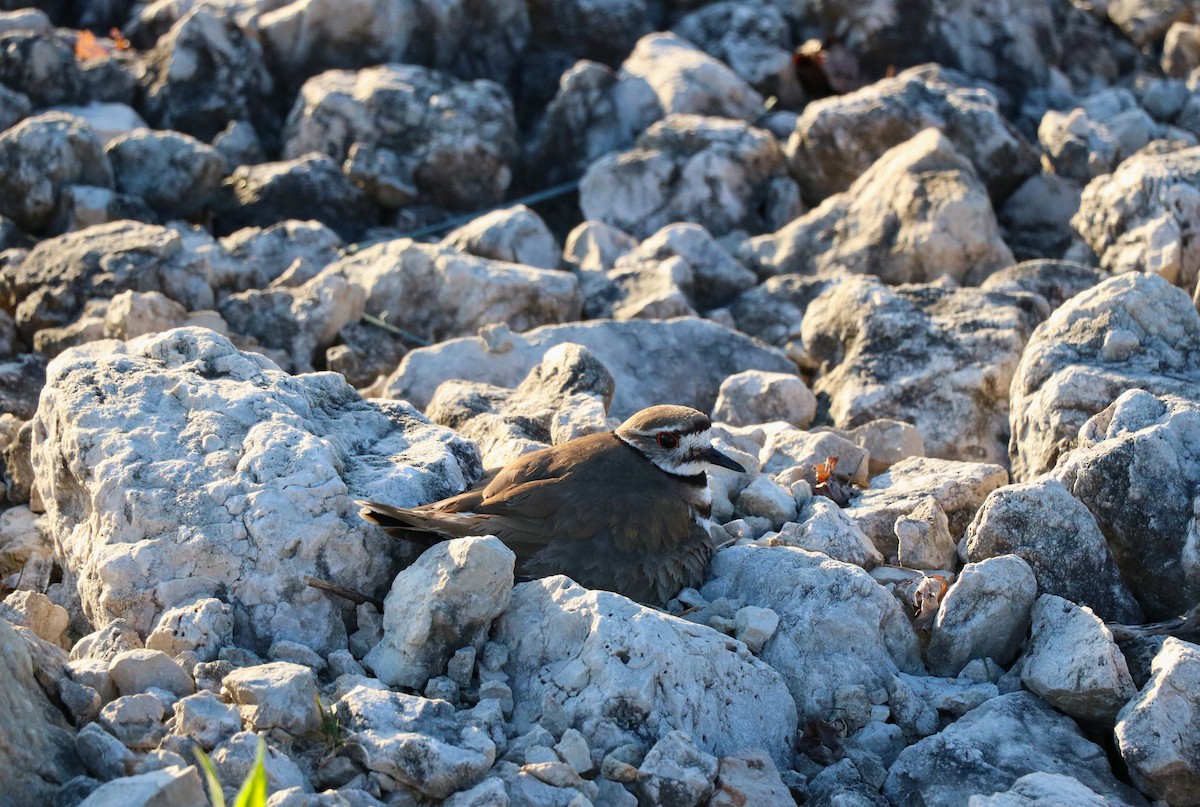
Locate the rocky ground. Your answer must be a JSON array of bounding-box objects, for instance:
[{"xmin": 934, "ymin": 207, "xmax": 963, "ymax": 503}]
[{"xmin": 1, "ymin": 0, "xmax": 1200, "ymax": 806}]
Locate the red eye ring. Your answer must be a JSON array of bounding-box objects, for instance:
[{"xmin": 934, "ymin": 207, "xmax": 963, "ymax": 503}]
[{"xmin": 656, "ymin": 432, "xmax": 679, "ymax": 449}]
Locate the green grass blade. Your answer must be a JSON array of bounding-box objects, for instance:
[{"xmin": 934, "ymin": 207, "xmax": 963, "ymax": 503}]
[
  {"xmin": 192, "ymin": 747, "xmax": 227, "ymax": 807},
  {"xmin": 232, "ymin": 737, "xmax": 270, "ymax": 807}
]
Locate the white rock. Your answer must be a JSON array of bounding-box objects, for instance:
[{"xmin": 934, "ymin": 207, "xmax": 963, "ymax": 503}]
[
  {"xmin": 221, "ymin": 662, "xmax": 320, "ymax": 738},
  {"xmin": 926, "ymin": 555, "xmax": 1038, "ymax": 677},
  {"xmin": 385, "ymin": 317, "xmax": 794, "ymax": 418},
  {"xmin": 1022, "ymin": 595, "xmax": 1136, "ymax": 722},
  {"xmin": 365, "ymin": 536, "xmax": 514, "ymax": 690},
  {"xmin": 845, "ymin": 419, "xmax": 925, "ymax": 477},
  {"xmin": 0, "ymin": 590, "xmax": 69, "ymax": 648},
  {"xmin": 712, "ymin": 370, "xmax": 816, "ymax": 429},
  {"xmin": 1115, "ymin": 637, "xmax": 1200, "ymax": 804},
  {"xmin": 334, "ymin": 684, "xmax": 497, "ymax": 799},
  {"xmin": 168, "ymin": 690, "xmax": 241, "ymax": 751},
  {"xmin": 33, "ymin": 327, "xmax": 480, "ymax": 654},
  {"xmin": 146, "ymin": 598, "xmax": 233, "ymax": 663},
  {"xmin": 846, "ymin": 457, "xmax": 1008, "ymax": 561},
  {"xmin": 735, "ymin": 475, "xmax": 797, "ymax": 529},
  {"xmin": 966, "ymin": 771, "xmax": 1119, "ymax": 807},
  {"xmin": 99, "ymin": 693, "xmax": 167, "ymax": 751},
  {"xmin": 965, "ymin": 478, "xmax": 1142, "ymax": 623},
  {"xmin": 208, "ymin": 731, "xmax": 308, "ymax": 801},
  {"xmin": 555, "ymin": 728, "xmax": 593, "ymax": 775},
  {"xmin": 620, "ymin": 33, "xmax": 763, "ymax": 122},
  {"xmin": 494, "ymin": 576, "xmax": 797, "ymax": 766},
  {"xmin": 703, "ymin": 546, "xmax": 922, "ymax": 725},
  {"xmin": 894, "ymin": 497, "xmax": 956, "ymax": 571},
  {"xmin": 708, "ymin": 747, "xmax": 795, "ymax": 807},
  {"xmin": 774, "ymin": 498, "xmax": 883, "ymax": 569},
  {"xmin": 443, "ymin": 205, "xmax": 561, "ymax": 270},
  {"xmin": 109, "ymin": 649, "xmax": 195, "ymax": 699},
  {"xmin": 52, "ymin": 103, "xmax": 148, "ymax": 147},
  {"xmin": 76, "ymin": 765, "xmax": 206, "ymax": 807},
  {"xmin": 733, "ymin": 606, "xmax": 779, "ymax": 654},
  {"xmin": 759, "ymin": 427, "xmax": 869, "ymax": 483},
  {"xmin": 884, "ymin": 692, "xmax": 1147, "ymax": 807},
  {"xmin": 636, "ymin": 730, "xmax": 718, "ymax": 807}
]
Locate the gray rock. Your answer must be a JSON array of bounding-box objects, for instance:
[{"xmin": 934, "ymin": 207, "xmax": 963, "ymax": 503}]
[
  {"xmin": 672, "ymin": 0, "xmax": 792, "ymax": 95},
  {"xmin": 215, "ymin": 153, "xmax": 375, "ymax": 241},
  {"xmin": 222, "ymin": 662, "xmax": 320, "ymax": 738},
  {"xmin": 703, "ymin": 546, "xmax": 922, "ymax": 724},
  {"xmin": 385, "ymin": 317, "xmax": 794, "ymax": 418},
  {"xmin": 50, "ymin": 184, "xmax": 155, "ymax": 234},
  {"xmin": 283, "ymin": 64, "xmax": 516, "ymax": 211},
  {"xmin": 335, "ymin": 683, "xmax": 496, "ymax": 799},
  {"xmin": 105, "ymin": 130, "xmax": 225, "ymax": 220},
  {"xmin": 322, "ymin": 238, "xmax": 581, "ymax": 346},
  {"xmin": 708, "ymin": 747, "xmax": 795, "ymax": 807},
  {"xmin": 966, "ymin": 771, "xmax": 1131, "ymax": 806},
  {"xmin": 0, "ymin": 31, "xmax": 80, "ymax": 107},
  {"xmin": 108, "ymin": 649, "xmax": 195, "ymax": 699},
  {"xmin": 965, "ymin": 478, "xmax": 1142, "ymax": 622},
  {"xmin": 1163, "ymin": 21, "xmax": 1200, "ymax": 76},
  {"xmin": 145, "ymin": 598, "xmax": 233, "ymax": 663},
  {"xmin": 786, "ymin": 65, "xmax": 1037, "ymax": 205},
  {"xmin": 34, "ymin": 328, "xmax": 480, "ymax": 654},
  {"xmin": 736, "ymin": 475, "xmax": 798, "ymax": 529},
  {"xmin": 1009, "ymin": 273, "xmax": 1200, "ymax": 480},
  {"xmin": 1054, "ymin": 390, "xmax": 1200, "ymax": 618},
  {"xmin": 0, "ymin": 589, "xmax": 68, "ymax": 647},
  {"xmin": 1039, "ymin": 89, "xmax": 1158, "ymax": 183},
  {"xmin": 71, "ymin": 619, "xmax": 143, "ymax": 663},
  {"xmin": 258, "ymin": 0, "xmax": 413, "ymax": 80},
  {"xmin": 0, "ymin": 221, "xmax": 220, "ymax": 344},
  {"xmin": 712, "ymin": 370, "xmax": 815, "ymax": 429},
  {"xmin": 894, "ymin": 498, "xmax": 956, "ymax": 571},
  {"xmin": 220, "ymin": 220, "xmax": 342, "ymax": 291},
  {"xmin": 365, "ymin": 537, "xmax": 514, "ymax": 690},
  {"xmin": 979, "ymin": 259, "xmax": 1104, "ymax": 310},
  {"xmin": 98, "ymin": 693, "xmax": 167, "ymax": 751},
  {"xmin": 1072, "ymin": 144, "xmax": 1200, "ymax": 296},
  {"xmin": 884, "ymin": 692, "xmax": 1147, "ymax": 807},
  {"xmin": 443, "ymin": 205, "xmax": 560, "ymax": 270},
  {"xmin": 208, "ymin": 731, "xmax": 308, "ymax": 801},
  {"xmin": 621, "ymin": 32, "xmax": 763, "ymax": 122},
  {"xmin": 168, "ymin": 690, "xmax": 241, "ymax": 751},
  {"xmin": 141, "ymin": 7, "xmax": 273, "ymax": 141},
  {"xmin": 425, "ymin": 342, "xmax": 613, "ymax": 468},
  {"xmin": 742, "ymin": 129, "xmax": 1014, "ymax": 284},
  {"xmin": 1115, "ymin": 637, "xmax": 1200, "ymax": 804},
  {"xmin": 844, "ymin": 419, "xmax": 926, "ymax": 479},
  {"xmin": 268, "ymin": 640, "xmax": 326, "ymax": 673},
  {"xmin": 774, "ymin": 498, "xmax": 883, "ymax": 569},
  {"xmin": 846, "ymin": 457, "xmax": 1009, "ymax": 560},
  {"xmin": 75, "ymin": 765, "xmax": 206, "ymax": 807},
  {"xmin": 1107, "ymin": 0, "xmax": 1191, "ymax": 47},
  {"xmin": 74, "ymin": 723, "xmax": 133, "ymax": 782},
  {"xmin": 759, "ymin": 427, "xmax": 869, "ymax": 483},
  {"xmin": 733, "ymin": 605, "xmax": 779, "ymax": 655},
  {"xmin": 442, "ymin": 776, "xmax": 510, "ymax": 807},
  {"xmin": 581, "ymin": 113, "xmax": 798, "ymax": 240},
  {"xmin": 1022, "ymin": 594, "xmax": 1137, "ymax": 722},
  {"xmin": 997, "ymin": 175, "xmax": 1084, "ymax": 261},
  {"xmin": 495, "ymin": 576, "xmax": 797, "ymax": 766},
  {"xmin": 926, "ymin": 555, "xmax": 1037, "ymax": 676},
  {"xmin": 802, "ymin": 275, "xmax": 1045, "ymax": 466},
  {"xmin": 636, "ymin": 731, "xmax": 718, "ymax": 807},
  {"xmin": 0, "ymin": 112, "xmax": 112, "ymax": 234}
]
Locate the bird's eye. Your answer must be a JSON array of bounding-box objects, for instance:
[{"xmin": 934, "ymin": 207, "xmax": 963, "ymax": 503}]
[{"xmin": 656, "ymin": 432, "xmax": 679, "ymax": 449}]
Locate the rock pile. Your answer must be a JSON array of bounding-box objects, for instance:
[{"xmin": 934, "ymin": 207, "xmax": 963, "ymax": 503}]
[{"xmin": 1, "ymin": 1, "xmax": 1200, "ymax": 806}]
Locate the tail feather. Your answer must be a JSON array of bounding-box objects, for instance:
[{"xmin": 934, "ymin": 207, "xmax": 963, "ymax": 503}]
[{"xmin": 356, "ymin": 500, "xmax": 487, "ymax": 540}]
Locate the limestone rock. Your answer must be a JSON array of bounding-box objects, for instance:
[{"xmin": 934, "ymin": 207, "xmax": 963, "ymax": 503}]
[
  {"xmin": 1022, "ymin": 594, "xmax": 1137, "ymax": 722},
  {"xmin": 385, "ymin": 317, "xmax": 794, "ymax": 419},
  {"xmin": 365, "ymin": 537, "xmax": 514, "ymax": 690},
  {"xmin": 884, "ymin": 692, "xmax": 1146, "ymax": 807},
  {"xmin": 33, "ymin": 328, "xmax": 480, "ymax": 654},
  {"xmin": 742, "ymin": 129, "xmax": 1014, "ymax": 285},
  {"xmin": 712, "ymin": 371, "xmax": 816, "ymax": 429},
  {"xmin": 703, "ymin": 546, "xmax": 922, "ymax": 725},
  {"xmin": 800, "ymin": 276, "xmax": 1045, "ymax": 466},
  {"xmin": 580, "ymin": 113, "xmax": 799, "ymax": 240},
  {"xmin": 221, "ymin": 662, "xmax": 320, "ymax": 738},
  {"xmin": 926, "ymin": 555, "xmax": 1038, "ymax": 677},
  {"xmin": 1115, "ymin": 637, "xmax": 1200, "ymax": 805},
  {"xmin": 1009, "ymin": 273, "xmax": 1200, "ymax": 480},
  {"xmin": 495, "ymin": 576, "xmax": 798, "ymax": 767},
  {"xmin": 965, "ymin": 478, "xmax": 1142, "ymax": 622}
]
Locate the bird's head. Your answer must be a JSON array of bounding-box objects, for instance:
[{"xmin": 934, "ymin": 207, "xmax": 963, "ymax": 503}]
[{"xmin": 616, "ymin": 405, "xmax": 746, "ymax": 476}]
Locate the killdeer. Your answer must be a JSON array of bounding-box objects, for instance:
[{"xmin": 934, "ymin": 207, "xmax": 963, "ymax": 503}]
[{"xmin": 358, "ymin": 405, "xmax": 745, "ymax": 605}]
